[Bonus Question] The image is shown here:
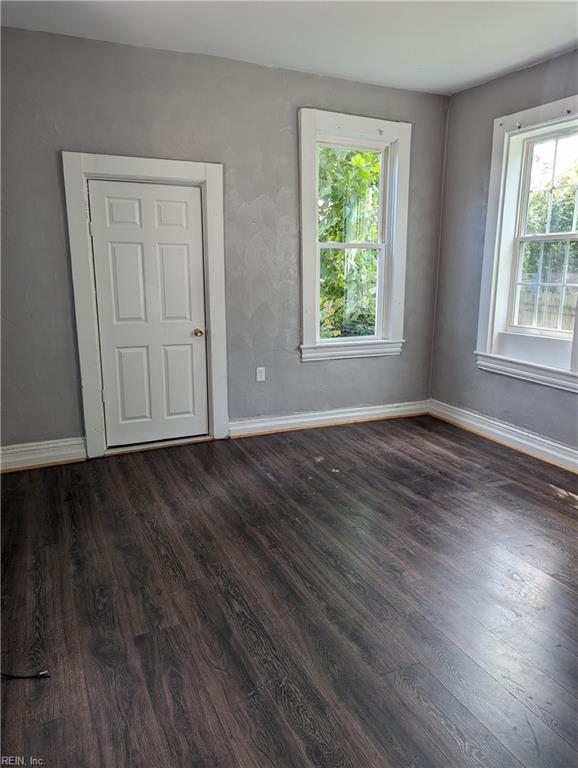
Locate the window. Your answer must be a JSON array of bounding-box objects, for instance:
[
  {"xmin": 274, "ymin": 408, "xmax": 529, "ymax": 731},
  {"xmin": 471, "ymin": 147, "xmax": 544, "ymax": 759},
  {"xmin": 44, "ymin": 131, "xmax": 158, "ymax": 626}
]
[
  {"xmin": 299, "ymin": 109, "xmax": 411, "ymax": 361},
  {"xmin": 477, "ymin": 96, "xmax": 578, "ymax": 393},
  {"xmin": 318, "ymin": 145, "xmax": 382, "ymax": 339},
  {"xmin": 511, "ymin": 131, "xmax": 578, "ymax": 334}
]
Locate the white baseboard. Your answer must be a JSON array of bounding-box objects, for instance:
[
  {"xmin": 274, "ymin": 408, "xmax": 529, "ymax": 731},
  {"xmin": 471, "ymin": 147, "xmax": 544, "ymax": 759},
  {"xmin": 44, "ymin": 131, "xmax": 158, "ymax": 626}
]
[
  {"xmin": 228, "ymin": 400, "xmax": 431, "ymax": 437},
  {"xmin": 0, "ymin": 437, "xmax": 87, "ymax": 472},
  {"xmin": 428, "ymin": 399, "xmax": 577, "ymax": 473},
  {"xmin": 230, "ymin": 398, "xmax": 576, "ymax": 473},
  {"xmin": 2, "ymin": 400, "xmax": 575, "ymax": 474}
]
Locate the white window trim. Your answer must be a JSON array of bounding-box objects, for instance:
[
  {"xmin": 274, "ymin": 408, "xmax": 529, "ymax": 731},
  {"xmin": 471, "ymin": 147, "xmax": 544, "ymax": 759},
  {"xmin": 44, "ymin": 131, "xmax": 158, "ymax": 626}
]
[
  {"xmin": 476, "ymin": 95, "xmax": 578, "ymax": 393},
  {"xmin": 476, "ymin": 351, "xmax": 578, "ymax": 393},
  {"xmin": 299, "ymin": 108, "xmax": 411, "ymax": 362},
  {"xmin": 62, "ymin": 151, "xmax": 229, "ymax": 457}
]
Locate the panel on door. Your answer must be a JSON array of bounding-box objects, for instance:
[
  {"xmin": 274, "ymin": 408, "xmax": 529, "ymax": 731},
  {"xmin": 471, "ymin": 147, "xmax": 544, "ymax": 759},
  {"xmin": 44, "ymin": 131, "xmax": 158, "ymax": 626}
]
[{"xmin": 89, "ymin": 180, "xmax": 208, "ymax": 446}]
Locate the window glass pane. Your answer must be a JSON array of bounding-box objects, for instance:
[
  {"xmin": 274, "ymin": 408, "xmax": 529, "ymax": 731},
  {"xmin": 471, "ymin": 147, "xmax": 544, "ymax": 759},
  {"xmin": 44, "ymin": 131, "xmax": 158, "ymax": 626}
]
[
  {"xmin": 567, "ymin": 241, "xmax": 578, "ymax": 283},
  {"xmin": 550, "ymin": 186, "xmax": 575, "ymax": 233},
  {"xmin": 541, "ymin": 241, "xmax": 566, "ymax": 283},
  {"xmin": 554, "ymin": 133, "xmax": 578, "ymax": 185},
  {"xmin": 318, "ymin": 146, "xmax": 381, "ymax": 243},
  {"xmin": 525, "ymin": 189, "xmax": 549, "ymax": 234},
  {"xmin": 529, "ymin": 139, "xmax": 555, "ymax": 190},
  {"xmin": 562, "ymin": 286, "xmax": 578, "ymax": 331},
  {"xmin": 514, "ymin": 284, "xmax": 537, "ymax": 326},
  {"xmin": 525, "ymin": 133, "xmax": 578, "ymax": 235},
  {"xmin": 319, "ymin": 248, "xmax": 377, "ymax": 338},
  {"xmin": 536, "ymin": 285, "xmax": 562, "ymax": 330},
  {"xmin": 519, "ymin": 242, "xmax": 541, "ymax": 282},
  {"xmin": 513, "ymin": 132, "xmax": 578, "ymax": 332}
]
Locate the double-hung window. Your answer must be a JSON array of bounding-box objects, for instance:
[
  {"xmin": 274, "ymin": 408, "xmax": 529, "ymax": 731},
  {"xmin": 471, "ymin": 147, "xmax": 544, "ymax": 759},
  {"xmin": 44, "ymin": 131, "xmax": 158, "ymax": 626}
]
[
  {"xmin": 299, "ymin": 109, "xmax": 411, "ymax": 361},
  {"xmin": 512, "ymin": 130, "xmax": 577, "ymax": 334},
  {"xmin": 477, "ymin": 96, "xmax": 578, "ymax": 392}
]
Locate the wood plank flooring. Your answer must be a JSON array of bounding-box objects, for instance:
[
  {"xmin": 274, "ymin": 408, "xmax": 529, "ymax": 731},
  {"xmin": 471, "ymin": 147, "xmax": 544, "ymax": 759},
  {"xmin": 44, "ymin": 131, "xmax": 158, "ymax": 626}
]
[{"xmin": 2, "ymin": 415, "xmax": 577, "ymax": 767}]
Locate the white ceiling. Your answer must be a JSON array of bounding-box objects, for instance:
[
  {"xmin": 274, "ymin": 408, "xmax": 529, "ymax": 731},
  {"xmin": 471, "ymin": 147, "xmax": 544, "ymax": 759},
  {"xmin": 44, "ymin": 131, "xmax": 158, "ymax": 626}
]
[{"xmin": 2, "ymin": 1, "xmax": 577, "ymax": 94}]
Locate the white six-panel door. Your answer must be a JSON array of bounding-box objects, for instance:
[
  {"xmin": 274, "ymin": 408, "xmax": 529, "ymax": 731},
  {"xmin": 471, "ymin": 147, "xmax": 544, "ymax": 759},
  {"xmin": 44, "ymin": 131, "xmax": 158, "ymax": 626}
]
[{"xmin": 89, "ymin": 180, "xmax": 208, "ymax": 446}]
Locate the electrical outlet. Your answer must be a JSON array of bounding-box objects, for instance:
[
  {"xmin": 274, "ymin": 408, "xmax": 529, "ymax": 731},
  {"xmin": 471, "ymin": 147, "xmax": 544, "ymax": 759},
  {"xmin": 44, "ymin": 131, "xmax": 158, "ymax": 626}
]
[{"xmin": 256, "ymin": 366, "xmax": 266, "ymax": 382}]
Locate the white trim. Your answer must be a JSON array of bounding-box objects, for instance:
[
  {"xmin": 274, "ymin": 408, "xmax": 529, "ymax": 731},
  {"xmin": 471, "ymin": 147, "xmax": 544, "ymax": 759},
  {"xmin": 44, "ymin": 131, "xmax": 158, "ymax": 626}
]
[
  {"xmin": 104, "ymin": 434, "xmax": 212, "ymax": 456},
  {"xmin": 3, "ymin": 399, "xmax": 575, "ymax": 474},
  {"xmin": 299, "ymin": 108, "xmax": 411, "ymax": 362},
  {"xmin": 429, "ymin": 400, "xmax": 577, "ymax": 474},
  {"xmin": 0, "ymin": 438, "xmax": 87, "ymax": 472},
  {"xmin": 203, "ymin": 163, "xmax": 229, "ymax": 440},
  {"xmin": 62, "ymin": 151, "xmax": 229, "ymax": 457},
  {"xmin": 477, "ymin": 95, "xmax": 578, "ymax": 356},
  {"xmin": 572, "ymin": 310, "xmax": 578, "ymax": 370},
  {"xmin": 0, "ymin": 434, "xmax": 215, "ymax": 472},
  {"xmin": 300, "ymin": 338, "xmax": 404, "ymax": 361},
  {"xmin": 229, "ymin": 400, "xmax": 430, "ymax": 437},
  {"xmin": 475, "ymin": 351, "xmax": 578, "ymax": 393}
]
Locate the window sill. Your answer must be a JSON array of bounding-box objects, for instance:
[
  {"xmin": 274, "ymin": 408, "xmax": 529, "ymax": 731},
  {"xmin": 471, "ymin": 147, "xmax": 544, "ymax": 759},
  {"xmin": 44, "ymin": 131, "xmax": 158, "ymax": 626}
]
[
  {"xmin": 301, "ymin": 339, "xmax": 404, "ymax": 362},
  {"xmin": 495, "ymin": 331, "xmax": 571, "ymax": 368},
  {"xmin": 475, "ymin": 351, "xmax": 578, "ymax": 393}
]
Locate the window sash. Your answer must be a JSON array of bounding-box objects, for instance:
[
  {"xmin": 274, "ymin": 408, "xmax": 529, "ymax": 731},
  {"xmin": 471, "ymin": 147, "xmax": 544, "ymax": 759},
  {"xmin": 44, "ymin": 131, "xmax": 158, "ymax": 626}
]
[
  {"xmin": 510, "ymin": 237, "xmax": 577, "ymax": 333},
  {"xmin": 518, "ymin": 232, "xmax": 577, "ymax": 243},
  {"xmin": 509, "ymin": 130, "xmax": 578, "ymax": 335},
  {"xmin": 316, "ymin": 141, "xmax": 387, "ymax": 246},
  {"xmin": 316, "ymin": 243, "xmax": 385, "ymax": 342},
  {"xmin": 512, "ymin": 285, "xmax": 577, "ymax": 334},
  {"xmin": 315, "ymin": 142, "xmax": 388, "ymax": 342}
]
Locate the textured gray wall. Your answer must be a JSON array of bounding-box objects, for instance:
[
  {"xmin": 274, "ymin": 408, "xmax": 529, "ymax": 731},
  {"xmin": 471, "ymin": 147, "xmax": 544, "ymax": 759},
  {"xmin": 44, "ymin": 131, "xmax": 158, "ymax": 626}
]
[
  {"xmin": 1, "ymin": 27, "xmax": 447, "ymax": 444},
  {"xmin": 431, "ymin": 50, "xmax": 578, "ymax": 448}
]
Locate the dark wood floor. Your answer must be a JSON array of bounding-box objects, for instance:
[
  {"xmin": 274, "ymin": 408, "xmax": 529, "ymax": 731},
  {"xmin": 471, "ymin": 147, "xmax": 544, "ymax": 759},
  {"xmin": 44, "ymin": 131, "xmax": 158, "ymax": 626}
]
[{"xmin": 2, "ymin": 416, "xmax": 577, "ymax": 768}]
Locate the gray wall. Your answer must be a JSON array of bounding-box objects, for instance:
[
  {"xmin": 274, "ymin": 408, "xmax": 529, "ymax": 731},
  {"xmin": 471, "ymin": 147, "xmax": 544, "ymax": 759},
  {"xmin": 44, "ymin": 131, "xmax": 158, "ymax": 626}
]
[
  {"xmin": 431, "ymin": 50, "xmax": 578, "ymax": 448},
  {"xmin": 1, "ymin": 27, "xmax": 447, "ymax": 444},
  {"xmin": 4, "ymin": 27, "xmax": 573, "ymax": 449}
]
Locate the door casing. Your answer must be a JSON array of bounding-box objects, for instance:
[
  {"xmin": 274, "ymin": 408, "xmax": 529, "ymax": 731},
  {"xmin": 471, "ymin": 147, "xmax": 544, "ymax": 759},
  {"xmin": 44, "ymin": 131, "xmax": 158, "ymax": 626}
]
[{"xmin": 63, "ymin": 152, "xmax": 229, "ymax": 457}]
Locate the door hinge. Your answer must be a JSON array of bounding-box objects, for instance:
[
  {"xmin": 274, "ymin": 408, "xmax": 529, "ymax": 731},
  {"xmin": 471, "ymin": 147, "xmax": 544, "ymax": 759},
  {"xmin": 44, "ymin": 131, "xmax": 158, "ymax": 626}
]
[{"xmin": 88, "ymin": 220, "xmax": 94, "ymax": 238}]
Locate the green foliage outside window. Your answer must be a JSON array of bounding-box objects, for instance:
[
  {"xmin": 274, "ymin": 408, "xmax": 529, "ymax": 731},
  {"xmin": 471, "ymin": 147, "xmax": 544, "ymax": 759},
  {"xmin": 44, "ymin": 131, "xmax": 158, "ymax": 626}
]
[
  {"xmin": 526, "ymin": 182, "xmax": 577, "ymax": 237},
  {"xmin": 521, "ymin": 156, "xmax": 578, "ymax": 283},
  {"xmin": 525, "ymin": 133, "xmax": 578, "ymax": 238},
  {"xmin": 318, "ymin": 146, "xmax": 381, "ymax": 338},
  {"xmin": 517, "ymin": 135, "xmax": 578, "ymax": 331}
]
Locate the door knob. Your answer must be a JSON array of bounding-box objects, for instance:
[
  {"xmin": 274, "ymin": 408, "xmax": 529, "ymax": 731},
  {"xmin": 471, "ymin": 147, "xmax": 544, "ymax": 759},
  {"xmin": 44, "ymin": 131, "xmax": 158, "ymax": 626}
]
[{"xmin": 193, "ymin": 328, "xmax": 204, "ymax": 337}]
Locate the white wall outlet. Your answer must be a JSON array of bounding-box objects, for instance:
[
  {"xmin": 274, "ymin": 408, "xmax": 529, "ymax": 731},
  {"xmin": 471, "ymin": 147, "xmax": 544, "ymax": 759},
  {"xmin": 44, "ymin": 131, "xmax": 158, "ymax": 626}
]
[{"xmin": 256, "ymin": 366, "xmax": 266, "ymax": 382}]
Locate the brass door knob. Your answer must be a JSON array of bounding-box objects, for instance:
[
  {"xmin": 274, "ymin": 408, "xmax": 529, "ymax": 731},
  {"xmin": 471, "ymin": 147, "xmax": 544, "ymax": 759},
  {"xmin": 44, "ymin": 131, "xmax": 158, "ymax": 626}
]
[{"xmin": 193, "ymin": 328, "xmax": 204, "ymax": 337}]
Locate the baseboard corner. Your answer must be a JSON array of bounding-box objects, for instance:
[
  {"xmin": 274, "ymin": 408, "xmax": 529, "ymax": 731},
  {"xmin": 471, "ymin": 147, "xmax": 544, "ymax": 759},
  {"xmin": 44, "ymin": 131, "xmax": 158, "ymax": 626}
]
[{"xmin": 427, "ymin": 399, "xmax": 577, "ymax": 474}]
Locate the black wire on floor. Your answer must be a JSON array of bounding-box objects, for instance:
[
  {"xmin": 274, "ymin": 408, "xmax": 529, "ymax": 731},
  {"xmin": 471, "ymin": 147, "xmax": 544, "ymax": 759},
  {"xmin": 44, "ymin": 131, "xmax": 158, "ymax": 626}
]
[{"xmin": 1, "ymin": 670, "xmax": 50, "ymax": 680}]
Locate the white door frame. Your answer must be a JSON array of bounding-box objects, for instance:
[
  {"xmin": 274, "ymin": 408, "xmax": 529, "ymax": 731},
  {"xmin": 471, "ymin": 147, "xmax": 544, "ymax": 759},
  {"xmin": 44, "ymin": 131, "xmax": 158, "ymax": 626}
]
[{"xmin": 62, "ymin": 151, "xmax": 229, "ymax": 457}]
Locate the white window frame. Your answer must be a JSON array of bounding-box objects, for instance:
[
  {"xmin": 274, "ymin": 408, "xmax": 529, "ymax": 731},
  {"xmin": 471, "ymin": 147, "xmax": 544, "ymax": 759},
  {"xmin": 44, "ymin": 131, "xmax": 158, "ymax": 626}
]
[
  {"xmin": 508, "ymin": 126, "xmax": 578, "ymax": 336},
  {"xmin": 299, "ymin": 109, "xmax": 411, "ymax": 361},
  {"xmin": 62, "ymin": 151, "xmax": 229, "ymax": 457},
  {"xmin": 476, "ymin": 96, "xmax": 578, "ymax": 393}
]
